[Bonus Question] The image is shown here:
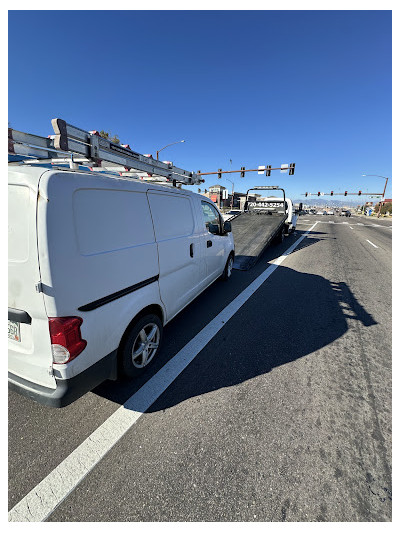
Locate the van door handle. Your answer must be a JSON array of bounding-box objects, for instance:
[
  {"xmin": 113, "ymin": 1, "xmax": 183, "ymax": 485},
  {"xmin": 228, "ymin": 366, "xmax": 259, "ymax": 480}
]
[
  {"xmin": 190, "ymin": 243, "xmax": 194, "ymax": 257},
  {"xmin": 207, "ymin": 240, "xmax": 212, "ymax": 248}
]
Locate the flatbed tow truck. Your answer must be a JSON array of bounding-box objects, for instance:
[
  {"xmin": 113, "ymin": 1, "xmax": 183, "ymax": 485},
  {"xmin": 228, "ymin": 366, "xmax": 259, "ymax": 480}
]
[{"xmin": 228, "ymin": 186, "xmax": 297, "ymax": 270}]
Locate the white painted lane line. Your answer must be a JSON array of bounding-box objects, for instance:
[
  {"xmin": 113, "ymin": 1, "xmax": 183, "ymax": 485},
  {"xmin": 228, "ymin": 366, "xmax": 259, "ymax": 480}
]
[
  {"xmin": 357, "ymin": 223, "xmax": 364, "ymax": 226},
  {"xmin": 349, "ymin": 226, "xmax": 353, "ymax": 229},
  {"xmin": 366, "ymin": 239, "xmax": 378, "ymax": 249},
  {"xmin": 8, "ymin": 224, "xmax": 320, "ymax": 522}
]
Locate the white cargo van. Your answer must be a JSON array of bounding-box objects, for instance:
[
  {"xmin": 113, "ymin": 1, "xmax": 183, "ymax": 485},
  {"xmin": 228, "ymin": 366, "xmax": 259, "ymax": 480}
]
[{"xmin": 8, "ymin": 166, "xmax": 235, "ymax": 407}]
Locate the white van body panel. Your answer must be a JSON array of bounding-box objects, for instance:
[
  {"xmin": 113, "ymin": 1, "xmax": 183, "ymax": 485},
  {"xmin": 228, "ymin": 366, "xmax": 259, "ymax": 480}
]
[
  {"xmin": 38, "ymin": 172, "xmax": 160, "ymax": 317},
  {"xmin": 199, "ymin": 200, "xmax": 231, "ymax": 284},
  {"xmin": 37, "ymin": 171, "xmax": 164, "ymax": 380},
  {"xmin": 8, "ymin": 166, "xmax": 234, "ymax": 405},
  {"xmin": 52, "ymin": 281, "xmax": 164, "ymax": 381},
  {"xmin": 8, "ymin": 168, "xmax": 56, "ymax": 389},
  {"xmin": 147, "ymin": 190, "xmax": 205, "ymax": 320}
]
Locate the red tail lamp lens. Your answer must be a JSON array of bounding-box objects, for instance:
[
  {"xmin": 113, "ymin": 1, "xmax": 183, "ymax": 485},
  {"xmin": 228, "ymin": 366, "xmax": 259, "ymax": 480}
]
[{"xmin": 48, "ymin": 317, "xmax": 87, "ymax": 363}]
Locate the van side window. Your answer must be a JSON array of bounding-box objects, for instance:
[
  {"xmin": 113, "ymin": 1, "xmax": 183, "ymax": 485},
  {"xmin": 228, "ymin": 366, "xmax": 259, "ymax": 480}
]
[{"xmin": 201, "ymin": 201, "xmax": 220, "ymax": 232}]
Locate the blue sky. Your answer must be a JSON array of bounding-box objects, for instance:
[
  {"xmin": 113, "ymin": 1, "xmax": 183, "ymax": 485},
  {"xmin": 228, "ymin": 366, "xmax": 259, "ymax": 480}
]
[{"xmin": 8, "ymin": 10, "xmax": 392, "ymax": 200}]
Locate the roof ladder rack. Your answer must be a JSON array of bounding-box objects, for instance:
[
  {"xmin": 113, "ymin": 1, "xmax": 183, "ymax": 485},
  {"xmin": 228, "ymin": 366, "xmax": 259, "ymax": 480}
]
[{"xmin": 8, "ymin": 118, "xmax": 203, "ymax": 186}]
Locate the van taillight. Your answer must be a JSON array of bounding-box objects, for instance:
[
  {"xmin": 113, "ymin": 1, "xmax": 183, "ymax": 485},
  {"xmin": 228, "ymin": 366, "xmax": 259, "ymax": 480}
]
[{"xmin": 48, "ymin": 317, "xmax": 87, "ymax": 364}]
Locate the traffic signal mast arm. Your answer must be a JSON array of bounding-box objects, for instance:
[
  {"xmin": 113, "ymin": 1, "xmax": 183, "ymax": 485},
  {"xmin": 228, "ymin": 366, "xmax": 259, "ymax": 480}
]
[
  {"xmin": 198, "ymin": 164, "xmax": 295, "ymax": 177},
  {"xmin": 304, "ymin": 192, "xmax": 382, "ymax": 196}
]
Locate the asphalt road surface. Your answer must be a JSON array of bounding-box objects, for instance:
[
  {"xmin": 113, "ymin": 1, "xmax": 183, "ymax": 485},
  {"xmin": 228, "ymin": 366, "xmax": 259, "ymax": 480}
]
[{"xmin": 8, "ymin": 214, "xmax": 392, "ymax": 522}]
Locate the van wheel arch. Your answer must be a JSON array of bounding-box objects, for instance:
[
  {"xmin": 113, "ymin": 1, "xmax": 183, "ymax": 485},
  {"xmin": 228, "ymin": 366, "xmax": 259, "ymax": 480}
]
[
  {"xmin": 117, "ymin": 305, "xmax": 164, "ymax": 374},
  {"xmin": 220, "ymin": 251, "xmax": 235, "ymax": 281}
]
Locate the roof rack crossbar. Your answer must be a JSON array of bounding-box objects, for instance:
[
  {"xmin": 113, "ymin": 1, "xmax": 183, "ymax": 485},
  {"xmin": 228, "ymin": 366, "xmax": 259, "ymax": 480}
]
[{"xmin": 9, "ymin": 118, "xmax": 202, "ymax": 186}]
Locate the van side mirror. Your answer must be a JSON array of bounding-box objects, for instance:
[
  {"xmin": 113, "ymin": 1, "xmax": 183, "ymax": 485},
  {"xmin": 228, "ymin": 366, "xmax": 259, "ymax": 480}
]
[
  {"xmin": 208, "ymin": 223, "xmax": 219, "ymax": 235},
  {"xmin": 223, "ymin": 220, "xmax": 232, "ymax": 233}
]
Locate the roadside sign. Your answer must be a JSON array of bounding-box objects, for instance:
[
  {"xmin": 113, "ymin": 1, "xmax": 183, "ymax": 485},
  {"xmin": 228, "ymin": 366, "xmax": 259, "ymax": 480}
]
[
  {"xmin": 280, "ymin": 164, "xmax": 288, "ymax": 173},
  {"xmin": 258, "ymin": 165, "xmax": 266, "ymax": 175}
]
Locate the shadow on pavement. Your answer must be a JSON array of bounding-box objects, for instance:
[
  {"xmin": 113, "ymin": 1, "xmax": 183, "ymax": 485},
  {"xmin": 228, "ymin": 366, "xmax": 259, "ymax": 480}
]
[
  {"xmin": 233, "ymin": 230, "xmax": 332, "ymax": 270},
  {"xmin": 93, "ymin": 264, "xmax": 377, "ymax": 410}
]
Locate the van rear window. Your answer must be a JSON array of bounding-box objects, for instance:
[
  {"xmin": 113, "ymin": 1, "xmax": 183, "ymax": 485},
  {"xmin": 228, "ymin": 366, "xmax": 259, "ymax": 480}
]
[
  {"xmin": 73, "ymin": 189, "xmax": 155, "ymax": 255},
  {"xmin": 8, "ymin": 185, "xmax": 30, "ymax": 262}
]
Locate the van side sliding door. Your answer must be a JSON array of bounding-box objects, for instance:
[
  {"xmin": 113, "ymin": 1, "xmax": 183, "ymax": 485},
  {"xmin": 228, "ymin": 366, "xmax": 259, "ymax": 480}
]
[{"xmin": 147, "ymin": 191, "xmax": 204, "ymax": 321}]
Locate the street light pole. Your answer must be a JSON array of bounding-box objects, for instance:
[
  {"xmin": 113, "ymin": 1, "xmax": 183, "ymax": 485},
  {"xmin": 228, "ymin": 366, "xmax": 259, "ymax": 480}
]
[
  {"xmin": 362, "ymin": 174, "xmax": 390, "ymax": 217},
  {"xmin": 156, "ymin": 140, "xmax": 185, "ymax": 160}
]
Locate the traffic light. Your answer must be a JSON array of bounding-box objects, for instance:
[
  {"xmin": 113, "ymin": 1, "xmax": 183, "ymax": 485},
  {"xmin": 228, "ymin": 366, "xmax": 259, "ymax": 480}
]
[
  {"xmin": 305, "ymin": 192, "xmax": 308, "ymax": 197},
  {"xmin": 218, "ymin": 168, "xmax": 222, "ymax": 179},
  {"xmin": 344, "ymin": 191, "xmax": 347, "ymax": 196},
  {"xmin": 265, "ymin": 165, "xmax": 271, "ymax": 177},
  {"xmin": 358, "ymin": 190, "xmax": 362, "ymax": 195},
  {"xmin": 318, "ymin": 192, "xmax": 321, "ymax": 196},
  {"xmin": 240, "ymin": 166, "xmax": 245, "ymax": 178},
  {"xmin": 289, "ymin": 163, "xmax": 295, "ymax": 175},
  {"xmin": 330, "ymin": 191, "xmax": 333, "ymax": 196}
]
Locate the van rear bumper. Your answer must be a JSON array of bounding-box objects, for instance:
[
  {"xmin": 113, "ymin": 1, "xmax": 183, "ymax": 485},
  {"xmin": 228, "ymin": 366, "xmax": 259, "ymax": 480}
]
[{"xmin": 8, "ymin": 349, "xmax": 118, "ymax": 408}]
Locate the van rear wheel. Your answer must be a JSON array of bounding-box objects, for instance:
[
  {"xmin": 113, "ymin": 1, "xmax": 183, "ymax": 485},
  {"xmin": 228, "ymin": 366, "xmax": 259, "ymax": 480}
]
[{"xmin": 120, "ymin": 314, "xmax": 163, "ymax": 378}]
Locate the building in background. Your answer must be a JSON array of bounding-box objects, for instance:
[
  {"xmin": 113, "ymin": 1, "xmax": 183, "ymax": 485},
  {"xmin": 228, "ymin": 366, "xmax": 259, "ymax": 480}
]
[{"xmin": 200, "ymin": 185, "xmax": 261, "ymax": 211}]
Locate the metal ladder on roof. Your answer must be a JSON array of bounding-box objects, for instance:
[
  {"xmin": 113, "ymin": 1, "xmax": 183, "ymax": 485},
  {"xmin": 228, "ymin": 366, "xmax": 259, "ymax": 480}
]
[{"xmin": 8, "ymin": 118, "xmax": 203, "ymax": 186}]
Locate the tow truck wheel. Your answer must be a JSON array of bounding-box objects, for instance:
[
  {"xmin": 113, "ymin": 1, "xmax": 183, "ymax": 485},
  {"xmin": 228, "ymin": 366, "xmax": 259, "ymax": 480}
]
[{"xmin": 275, "ymin": 227, "xmax": 285, "ymax": 244}]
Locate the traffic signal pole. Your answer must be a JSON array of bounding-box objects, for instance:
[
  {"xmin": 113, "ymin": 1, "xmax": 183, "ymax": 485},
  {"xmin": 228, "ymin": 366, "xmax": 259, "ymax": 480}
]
[{"xmin": 377, "ymin": 177, "xmax": 389, "ymax": 218}]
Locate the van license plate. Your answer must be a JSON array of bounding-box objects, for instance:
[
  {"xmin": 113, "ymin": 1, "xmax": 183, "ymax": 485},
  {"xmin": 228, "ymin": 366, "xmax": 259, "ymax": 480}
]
[{"xmin": 8, "ymin": 320, "xmax": 21, "ymax": 342}]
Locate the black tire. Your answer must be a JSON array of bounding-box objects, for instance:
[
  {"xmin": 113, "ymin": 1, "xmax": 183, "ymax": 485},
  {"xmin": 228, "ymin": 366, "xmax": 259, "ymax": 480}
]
[
  {"xmin": 274, "ymin": 227, "xmax": 285, "ymax": 244},
  {"xmin": 119, "ymin": 314, "xmax": 163, "ymax": 378},
  {"xmin": 221, "ymin": 253, "xmax": 234, "ymax": 281}
]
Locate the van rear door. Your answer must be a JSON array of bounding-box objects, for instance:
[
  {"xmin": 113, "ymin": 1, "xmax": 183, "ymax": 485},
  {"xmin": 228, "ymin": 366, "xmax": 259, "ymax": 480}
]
[{"xmin": 8, "ymin": 168, "xmax": 56, "ymax": 389}]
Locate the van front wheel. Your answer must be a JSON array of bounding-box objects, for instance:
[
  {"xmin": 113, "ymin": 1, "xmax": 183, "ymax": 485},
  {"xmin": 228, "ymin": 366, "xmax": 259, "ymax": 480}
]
[
  {"xmin": 221, "ymin": 254, "xmax": 234, "ymax": 281},
  {"xmin": 120, "ymin": 314, "xmax": 163, "ymax": 378}
]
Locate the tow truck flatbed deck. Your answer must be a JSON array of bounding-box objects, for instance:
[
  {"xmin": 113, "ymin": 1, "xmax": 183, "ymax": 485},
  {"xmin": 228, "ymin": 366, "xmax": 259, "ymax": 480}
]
[{"xmin": 230, "ymin": 211, "xmax": 287, "ymax": 270}]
